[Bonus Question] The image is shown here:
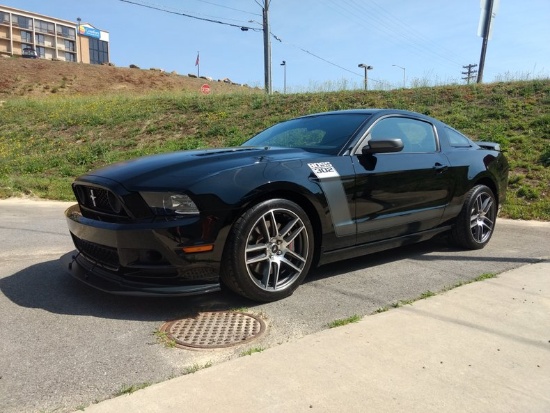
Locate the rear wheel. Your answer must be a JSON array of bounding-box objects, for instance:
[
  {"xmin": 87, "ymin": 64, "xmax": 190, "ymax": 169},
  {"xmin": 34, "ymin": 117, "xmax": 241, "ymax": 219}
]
[
  {"xmin": 450, "ymin": 185, "xmax": 496, "ymax": 249},
  {"xmin": 221, "ymin": 199, "xmax": 314, "ymax": 302}
]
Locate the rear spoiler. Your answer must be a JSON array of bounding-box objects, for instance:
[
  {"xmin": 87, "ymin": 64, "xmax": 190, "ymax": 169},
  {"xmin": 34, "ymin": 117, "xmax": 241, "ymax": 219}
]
[{"xmin": 477, "ymin": 142, "xmax": 501, "ymax": 151}]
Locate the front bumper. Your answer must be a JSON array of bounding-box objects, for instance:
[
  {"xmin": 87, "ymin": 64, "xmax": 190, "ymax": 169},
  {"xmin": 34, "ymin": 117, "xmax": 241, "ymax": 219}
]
[
  {"xmin": 61, "ymin": 252, "xmax": 221, "ymax": 296},
  {"xmin": 64, "ymin": 204, "xmax": 223, "ymax": 296}
]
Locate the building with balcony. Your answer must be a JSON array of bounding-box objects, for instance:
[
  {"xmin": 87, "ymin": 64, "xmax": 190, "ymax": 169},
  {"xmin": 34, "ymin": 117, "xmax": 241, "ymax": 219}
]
[{"xmin": 0, "ymin": 5, "xmax": 109, "ymax": 64}]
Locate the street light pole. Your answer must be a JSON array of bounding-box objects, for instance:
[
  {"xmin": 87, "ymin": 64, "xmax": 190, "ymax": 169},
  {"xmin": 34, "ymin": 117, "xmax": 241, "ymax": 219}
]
[
  {"xmin": 280, "ymin": 60, "xmax": 286, "ymax": 93},
  {"xmin": 358, "ymin": 63, "xmax": 373, "ymax": 91},
  {"xmin": 392, "ymin": 64, "xmax": 406, "ymax": 88}
]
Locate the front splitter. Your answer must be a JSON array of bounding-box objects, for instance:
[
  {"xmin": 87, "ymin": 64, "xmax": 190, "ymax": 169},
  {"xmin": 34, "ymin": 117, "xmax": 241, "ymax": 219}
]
[{"xmin": 60, "ymin": 251, "xmax": 221, "ymax": 297}]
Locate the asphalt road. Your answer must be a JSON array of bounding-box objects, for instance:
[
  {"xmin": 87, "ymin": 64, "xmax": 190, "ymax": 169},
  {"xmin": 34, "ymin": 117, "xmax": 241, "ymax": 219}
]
[{"xmin": 1, "ymin": 198, "xmax": 549, "ymax": 413}]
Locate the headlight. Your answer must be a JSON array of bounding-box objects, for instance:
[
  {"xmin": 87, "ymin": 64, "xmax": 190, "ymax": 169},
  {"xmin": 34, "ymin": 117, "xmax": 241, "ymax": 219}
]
[{"xmin": 140, "ymin": 192, "xmax": 199, "ymax": 216}]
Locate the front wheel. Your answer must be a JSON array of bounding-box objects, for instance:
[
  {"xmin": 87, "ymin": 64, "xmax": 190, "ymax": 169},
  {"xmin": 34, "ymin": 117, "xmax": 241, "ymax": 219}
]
[
  {"xmin": 450, "ymin": 185, "xmax": 497, "ymax": 249},
  {"xmin": 221, "ymin": 199, "xmax": 314, "ymax": 302}
]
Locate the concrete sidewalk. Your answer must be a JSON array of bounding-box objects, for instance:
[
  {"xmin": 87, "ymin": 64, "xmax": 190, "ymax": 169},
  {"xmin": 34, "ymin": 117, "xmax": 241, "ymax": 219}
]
[{"xmin": 79, "ymin": 260, "xmax": 550, "ymax": 413}]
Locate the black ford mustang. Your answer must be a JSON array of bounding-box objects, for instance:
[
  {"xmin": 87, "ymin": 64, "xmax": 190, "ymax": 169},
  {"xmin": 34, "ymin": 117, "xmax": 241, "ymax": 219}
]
[{"xmin": 65, "ymin": 109, "xmax": 509, "ymax": 302}]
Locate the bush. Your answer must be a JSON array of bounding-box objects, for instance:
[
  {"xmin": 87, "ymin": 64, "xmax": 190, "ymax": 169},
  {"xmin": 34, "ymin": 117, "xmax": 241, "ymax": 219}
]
[{"xmin": 517, "ymin": 186, "xmax": 540, "ymax": 200}]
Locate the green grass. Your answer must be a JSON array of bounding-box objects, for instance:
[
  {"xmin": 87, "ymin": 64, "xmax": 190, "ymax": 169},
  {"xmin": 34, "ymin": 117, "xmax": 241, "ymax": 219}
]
[
  {"xmin": 327, "ymin": 314, "xmax": 362, "ymax": 328},
  {"xmin": 114, "ymin": 382, "xmax": 151, "ymax": 396},
  {"xmin": 419, "ymin": 290, "xmax": 436, "ymax": 299},
  {"xmin": 449, "ymin": 272, "xmax": 497, "ymax": 288},
  {"xmin": 240, "ymin": 346, "xmax": 265, "ymax": 356},
  {"xmin": 1, "ymin": 80, "xmax": 549, "ymax": 220},
  {"xmin": 153, "ymin": 329, "xmax": 176, "ymax": 348},
  {"xmin": 183, "ymin": 361, "xmax": 213, "ymax": 375}
]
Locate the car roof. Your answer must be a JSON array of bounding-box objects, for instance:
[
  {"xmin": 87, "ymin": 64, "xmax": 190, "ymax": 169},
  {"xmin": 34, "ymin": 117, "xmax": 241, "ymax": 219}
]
[{"xmin": 299, "ymin": 109, "xmax": 439, "ymax": 123}]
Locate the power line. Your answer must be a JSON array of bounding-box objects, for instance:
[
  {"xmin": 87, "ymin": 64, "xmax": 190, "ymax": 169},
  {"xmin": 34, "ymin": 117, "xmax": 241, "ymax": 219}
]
[
  {"xmin": 188, "ymin": 0, "xmax": 261, "ymax": 17},
  {"xmin": 282, "ymin": 41, "xmax": 369, "ymax": 80},
  {"xmin": 321, "ymin": 0, "xmax": 464, "ymax": 70},
  {"xmin": 354, "ymin": 0, "xmax": 464, "ymax": 63},
  {"xmin": 119, "ymin": 0, "xmax": 379, "ymax": 86},
  {"xmin": 264, "ymin": 30, "xmax": 383, "ymax": 83},
  {"xmin": 118, "ymin": 0, "xmax": 258, "ymax": 31}
]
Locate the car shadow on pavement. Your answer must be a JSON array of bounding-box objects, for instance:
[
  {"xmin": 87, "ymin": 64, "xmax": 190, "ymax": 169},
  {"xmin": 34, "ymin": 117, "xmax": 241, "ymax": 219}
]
[
  {"xmin": 0, "ymin": 243, "xmax": 446, "ymax": 321},
  {"xmin": 1, "ymin": 239, "xmax": 541, "ymax": 322},
  {"xmin": 0, "ymin": 254, "xmax": 253, "ymax": 322},
  {"xmin": 305, "ymin": 237, "xmax": 541, "ymax": 284}
]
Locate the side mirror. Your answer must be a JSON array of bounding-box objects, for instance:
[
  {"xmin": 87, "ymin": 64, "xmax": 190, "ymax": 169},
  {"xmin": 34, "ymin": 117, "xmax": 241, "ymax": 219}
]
[{"xmin": 362, "ymin": 139, "xmax": 404, "ymax": 154}]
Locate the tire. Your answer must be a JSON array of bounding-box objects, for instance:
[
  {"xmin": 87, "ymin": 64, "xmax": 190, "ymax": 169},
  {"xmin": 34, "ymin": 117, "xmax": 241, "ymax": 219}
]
[
  {"xmin": 221, "ymin": 199, "xmax": 314, "ymax": 302},
  {"xmin": 450, "ymin": 184, "xmax": 497, "ymax": 250}
]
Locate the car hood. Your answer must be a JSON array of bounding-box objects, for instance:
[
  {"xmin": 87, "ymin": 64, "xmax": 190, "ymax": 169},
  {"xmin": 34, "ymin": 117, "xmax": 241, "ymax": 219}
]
[{"xmin": 79, "ymin": 147, "xmax": 320, "ymax": 190}]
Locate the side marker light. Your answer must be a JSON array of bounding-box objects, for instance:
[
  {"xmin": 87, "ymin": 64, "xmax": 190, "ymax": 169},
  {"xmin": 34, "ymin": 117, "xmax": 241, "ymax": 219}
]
[{"xmin": 182, "ymin": 245, "xmax": 214, "ymax": 254}]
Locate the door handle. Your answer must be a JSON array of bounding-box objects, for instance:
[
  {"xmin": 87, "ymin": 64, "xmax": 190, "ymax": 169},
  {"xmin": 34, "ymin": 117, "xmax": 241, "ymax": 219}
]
[{"xmin": 433, "ymin": 163, "xmax": 448, "ymax": 173}]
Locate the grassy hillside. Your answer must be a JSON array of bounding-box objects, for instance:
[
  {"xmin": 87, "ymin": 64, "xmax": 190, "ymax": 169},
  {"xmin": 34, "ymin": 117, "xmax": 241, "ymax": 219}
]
[
  {"xmin": 0, "ymin": 58, "xmax": 257, "ymax": 96},
  {"xmin": 1, "ymin": 79, "xmax": 549, "ymax": 220}
]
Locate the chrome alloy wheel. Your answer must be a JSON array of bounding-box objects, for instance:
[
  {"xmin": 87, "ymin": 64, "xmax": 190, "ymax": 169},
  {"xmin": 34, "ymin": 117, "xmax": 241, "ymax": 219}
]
[
  {"xmin": 469, "ymin": 191, "xmax": 495, "ymax": 244},
  {"xmin": 244, "ymin": 208, "xmax": 310, "ymax": 292}
]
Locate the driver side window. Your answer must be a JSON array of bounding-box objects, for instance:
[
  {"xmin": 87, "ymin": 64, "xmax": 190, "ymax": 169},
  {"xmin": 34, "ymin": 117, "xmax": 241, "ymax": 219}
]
[{"xmin": 368, "ymin": 117, "xmax": 437, "ymax": 153}]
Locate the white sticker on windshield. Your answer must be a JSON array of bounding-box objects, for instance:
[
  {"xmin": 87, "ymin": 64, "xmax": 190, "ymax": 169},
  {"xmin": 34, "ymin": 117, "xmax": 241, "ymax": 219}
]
[{"xmin": 308, "ymin": 162, "xmax": 340, "ymax": 178}]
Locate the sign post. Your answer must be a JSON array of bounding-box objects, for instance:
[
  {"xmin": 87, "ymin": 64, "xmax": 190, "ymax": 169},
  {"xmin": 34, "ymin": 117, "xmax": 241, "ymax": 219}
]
[{"xmin": 476, "ymin": 0, "xmax": 500, "ymax": 83}]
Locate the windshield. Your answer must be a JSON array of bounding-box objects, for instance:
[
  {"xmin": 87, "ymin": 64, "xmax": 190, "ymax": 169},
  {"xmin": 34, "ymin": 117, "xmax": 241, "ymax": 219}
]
[{"xmin": 242, "ymin": 113, "xmax": 371, "ymax": 155}]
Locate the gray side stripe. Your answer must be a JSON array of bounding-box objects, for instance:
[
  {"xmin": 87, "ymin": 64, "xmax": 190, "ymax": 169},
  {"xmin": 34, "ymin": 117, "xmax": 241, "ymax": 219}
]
[{"xmin": 318, "ymin": 178, "xmax": 355, "ymax": 237}]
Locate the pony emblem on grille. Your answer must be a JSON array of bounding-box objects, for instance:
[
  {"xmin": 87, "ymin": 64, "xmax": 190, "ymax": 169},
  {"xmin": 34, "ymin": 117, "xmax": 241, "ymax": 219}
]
[{"xmin": 89, "ymin": 189, "xmax": 97, "ymax": 207}]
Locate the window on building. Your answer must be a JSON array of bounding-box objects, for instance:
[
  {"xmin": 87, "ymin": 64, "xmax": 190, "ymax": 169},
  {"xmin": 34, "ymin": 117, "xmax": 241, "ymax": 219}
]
[
  {"xmin": 35, "ymin": 33, "xmax": 45, "ymax": 45},
  {"xmin": 0, "ymin": 11, "xmax": 10, "ymax": 24},
  {"xmin": 35, "ymin": 20, "xmax": 54, "ymax": 34},
  {"xmin": 65, "ymin": 52, "xmax": 76, "ymax": 62},
  {"xmin": 64, "ymin": 39, "xmax": 75, "ymax": 52},
  {"xmin": 57, "ymin": 25, "xmax": 76, "ymax": 40},
  {"xmin": 21, "ymin": 30, "xmax": 32, "ymax": 43},
  {"xmin": 88, "ymin": 38, "xmax": 109, "ymax": 64},
  {"xmin": 36, "ymin": 46, "xmax": 45, "ymax": 58},
  {"xmin": 14, "ymin": 15, "xmax": 32, "ymax": 29}
]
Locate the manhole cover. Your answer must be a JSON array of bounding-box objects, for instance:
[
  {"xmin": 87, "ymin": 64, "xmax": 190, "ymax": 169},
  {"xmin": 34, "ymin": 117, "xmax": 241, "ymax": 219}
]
[{"xmin": 160, "ymin": 311, "xmax": 266, "ymax": 349}]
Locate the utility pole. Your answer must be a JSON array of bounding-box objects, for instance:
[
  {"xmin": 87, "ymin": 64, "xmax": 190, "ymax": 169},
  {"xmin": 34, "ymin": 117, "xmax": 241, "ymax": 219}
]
[
  {"xmin": 462, "ymin": 64, "xmax": 478, "ymax": 84},
  {"xmin": 262, "ymin": 0, "xmax": 272, "ymax": 94},
  {"xmin": 195, "ymin": 51, "xmax": 200, "ymax": 78},
  {"xmin": 76, "ymin": 17, "xmax": 82, "ymax": 63}
]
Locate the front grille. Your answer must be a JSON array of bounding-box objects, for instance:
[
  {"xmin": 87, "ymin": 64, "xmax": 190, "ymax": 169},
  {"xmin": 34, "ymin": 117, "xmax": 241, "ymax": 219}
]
[
  {"xmin": 72, "ymin": 234, "xmax": 120, "ymax": 270},
  {"xmin": 90, "ymin": 187, "xmax": 110, "ymax": 210},
  {"xmin": 75, "ymin": 185, "xmax": 108, "ymax": 210},
  {"xmin": 73, "ymin": 184, "xmax": 130, "ymax": 222}
]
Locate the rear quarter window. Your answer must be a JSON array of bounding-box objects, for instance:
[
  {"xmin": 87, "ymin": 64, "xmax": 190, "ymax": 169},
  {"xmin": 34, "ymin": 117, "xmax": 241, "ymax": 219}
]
[{"xmin": 446, "ymin": 127, "xmax": 473, "ymax": 147}]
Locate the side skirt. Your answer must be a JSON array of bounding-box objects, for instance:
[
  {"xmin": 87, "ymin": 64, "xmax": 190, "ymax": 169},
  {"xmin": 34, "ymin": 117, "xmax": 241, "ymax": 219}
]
[{"xmin": 318, "ymin": 225, "xmax": 452, "ymax": 266}]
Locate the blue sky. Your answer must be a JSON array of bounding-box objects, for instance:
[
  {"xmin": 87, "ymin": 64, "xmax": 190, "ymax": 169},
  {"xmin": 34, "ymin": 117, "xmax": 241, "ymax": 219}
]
[{"xmin": 4, "ymin": 0, "xmax": 550, "ymax": 92}]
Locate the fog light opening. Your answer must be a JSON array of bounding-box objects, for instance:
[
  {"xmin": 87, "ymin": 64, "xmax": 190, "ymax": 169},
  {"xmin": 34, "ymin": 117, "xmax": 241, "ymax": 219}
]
[{"xmin": 142, "ymin": 250, "xmax": 163, "ymax": 263}]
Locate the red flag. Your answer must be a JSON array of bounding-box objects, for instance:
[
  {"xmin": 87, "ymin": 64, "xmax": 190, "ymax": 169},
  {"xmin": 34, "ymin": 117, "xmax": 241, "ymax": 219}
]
[{"xmin": 195, "ymin": 53, "xmax": 199, "ymax": 66}]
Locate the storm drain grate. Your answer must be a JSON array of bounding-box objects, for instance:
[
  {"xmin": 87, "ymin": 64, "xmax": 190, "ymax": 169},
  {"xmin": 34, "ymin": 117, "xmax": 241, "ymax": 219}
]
[{"xmin": 160, "ymin": 311, "xmax": 266, "ymax": 349}]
